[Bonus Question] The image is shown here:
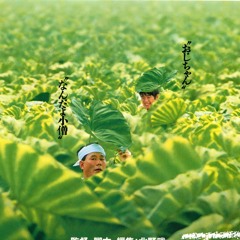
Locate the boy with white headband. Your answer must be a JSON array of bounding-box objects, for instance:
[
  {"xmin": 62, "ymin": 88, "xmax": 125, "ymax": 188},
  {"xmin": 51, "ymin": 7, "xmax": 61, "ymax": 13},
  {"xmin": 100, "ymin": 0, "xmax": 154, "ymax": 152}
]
[{"xmin": 73, "ymin": 143, "xmax": 107, "ymax": 179}]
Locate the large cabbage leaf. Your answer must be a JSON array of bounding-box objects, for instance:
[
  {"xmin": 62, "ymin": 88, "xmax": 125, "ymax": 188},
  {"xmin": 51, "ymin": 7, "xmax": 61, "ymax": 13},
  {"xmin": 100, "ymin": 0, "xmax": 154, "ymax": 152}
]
[
  {"xmin": 71, "ymin": 98, "xmax": 132, "ymax": 148},
  {"xmin": 151, "ymin": 98, "xmax": 187, "ymax": 126},
  {"xmin": 135, "ymin": 67, "xmax": 178, "ymax": 92},
  {"xmin": 0, "ymin": 193, "xmax": 33, "ymax": 240}
]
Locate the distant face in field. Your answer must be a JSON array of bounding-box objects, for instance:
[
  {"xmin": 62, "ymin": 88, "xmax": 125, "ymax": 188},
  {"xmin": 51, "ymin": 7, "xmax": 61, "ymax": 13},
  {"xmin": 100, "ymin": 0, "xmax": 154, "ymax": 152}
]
[
  {"xmin": 80, "ymin": 152, "xmax": 107, "ymax": 179},
  {"xmin": 140, "ymin": 93, "xmax": 159, "ymax": 110}
]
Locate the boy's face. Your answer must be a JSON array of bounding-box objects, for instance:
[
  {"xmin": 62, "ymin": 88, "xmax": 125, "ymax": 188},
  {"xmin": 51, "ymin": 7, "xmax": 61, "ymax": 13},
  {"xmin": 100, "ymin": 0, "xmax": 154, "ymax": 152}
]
[{"xmin": 140, "ymin": 93, "xmax": 158, "ymax": 110}]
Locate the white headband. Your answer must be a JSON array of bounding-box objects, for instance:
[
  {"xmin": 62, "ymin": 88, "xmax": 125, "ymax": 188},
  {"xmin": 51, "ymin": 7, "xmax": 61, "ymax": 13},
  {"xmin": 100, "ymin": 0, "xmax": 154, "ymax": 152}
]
[{"xmin": 73, "ymin": 143, "xmax": 106, "ymax": 167}]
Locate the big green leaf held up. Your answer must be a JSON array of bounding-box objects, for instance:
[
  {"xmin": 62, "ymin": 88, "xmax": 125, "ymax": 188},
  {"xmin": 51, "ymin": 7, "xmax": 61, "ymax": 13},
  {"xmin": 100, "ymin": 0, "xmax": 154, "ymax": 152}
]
[
  {"xmin": 70, "ymin": 98, "xmax": 132, "ymax": 149},
  {"xmin": 135, "ymin": 67, "xmax": 178, "ymax": 93}
]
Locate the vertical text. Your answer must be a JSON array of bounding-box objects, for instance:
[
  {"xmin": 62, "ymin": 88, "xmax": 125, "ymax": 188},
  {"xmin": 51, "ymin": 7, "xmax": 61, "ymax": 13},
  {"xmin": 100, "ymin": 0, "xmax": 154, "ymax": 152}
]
[
  {"xmin": 182, "ymin": 41, "xmax": 192, "ymax": 89},
  {"xmin": 58, "ymin": 76, "xmax": 68, "ymax": 139}
]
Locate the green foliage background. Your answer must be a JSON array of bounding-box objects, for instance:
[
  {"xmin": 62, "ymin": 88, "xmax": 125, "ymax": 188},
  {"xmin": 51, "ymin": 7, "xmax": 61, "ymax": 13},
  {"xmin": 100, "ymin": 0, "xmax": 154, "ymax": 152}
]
[{"xmin": 0, "ymin": 0, "xmax": 240, "ymax": 239}]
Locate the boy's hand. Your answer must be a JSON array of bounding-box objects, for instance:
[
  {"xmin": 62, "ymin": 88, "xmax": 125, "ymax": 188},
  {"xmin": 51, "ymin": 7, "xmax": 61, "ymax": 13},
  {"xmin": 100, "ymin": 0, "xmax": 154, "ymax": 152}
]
[{"xmin": 117, "ymin": 149, "xmax": 131, "ymax": 161}]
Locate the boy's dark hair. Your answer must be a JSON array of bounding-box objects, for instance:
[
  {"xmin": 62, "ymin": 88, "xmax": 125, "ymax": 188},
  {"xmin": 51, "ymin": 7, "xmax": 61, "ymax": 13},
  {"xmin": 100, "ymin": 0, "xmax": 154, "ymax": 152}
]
[
  {"xmin": 76, "ymin": 142, "xmax": 99, "ymax": 161},
  {"xmin": 139, "ymin": 89, "xmax": 159, "ymax": 99}
]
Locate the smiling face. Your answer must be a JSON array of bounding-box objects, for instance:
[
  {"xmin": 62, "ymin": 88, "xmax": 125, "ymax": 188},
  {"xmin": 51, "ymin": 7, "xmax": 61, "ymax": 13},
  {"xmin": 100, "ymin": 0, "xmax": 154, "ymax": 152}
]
[
  {"xmin": 80, "ymin": 152, "xmax": 106, "ymax": 179},
  {"xmin": 140, "ymin": 93, "xmax": 159, "ymax": 110}
]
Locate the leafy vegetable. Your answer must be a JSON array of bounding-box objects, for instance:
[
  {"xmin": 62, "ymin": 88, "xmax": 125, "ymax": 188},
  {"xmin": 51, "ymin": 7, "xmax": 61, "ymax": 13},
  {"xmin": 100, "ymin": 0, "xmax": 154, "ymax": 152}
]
[
  {"xmin": 0, "ymin": 1, "xmax": 239, "ymax": 239},
  {"xmin": 151, "ymin": 98, "xmax": 187, "ymax": 126},
  {"xmin": 135, "ymin": 67, "xmax": 178, "ymax": 92},
  {"xmin": 71, "ymin": 98, "xmax": 132, "ymax": 148}
]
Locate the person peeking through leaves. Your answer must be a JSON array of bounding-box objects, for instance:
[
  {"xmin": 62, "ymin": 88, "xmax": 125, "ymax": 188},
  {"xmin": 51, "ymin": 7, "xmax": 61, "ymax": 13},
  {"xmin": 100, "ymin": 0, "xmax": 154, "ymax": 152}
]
[
  {"xmin": 139, "ymin": 90, "xmax": 159, "ymax": 110},
  {"xmin": 73, "ymin": 143, "xmax": 107, "ymax": 179},
  {"xmin": 135, "ymin": 67, "xmax": 177, "ymax": 110}
]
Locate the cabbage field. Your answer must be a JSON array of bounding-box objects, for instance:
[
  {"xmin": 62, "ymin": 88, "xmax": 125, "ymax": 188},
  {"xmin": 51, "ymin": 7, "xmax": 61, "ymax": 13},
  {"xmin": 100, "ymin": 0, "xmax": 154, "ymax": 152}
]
[{"xmin": 0, "ymin": 0, "xmax": 240, "ymax": 239}]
